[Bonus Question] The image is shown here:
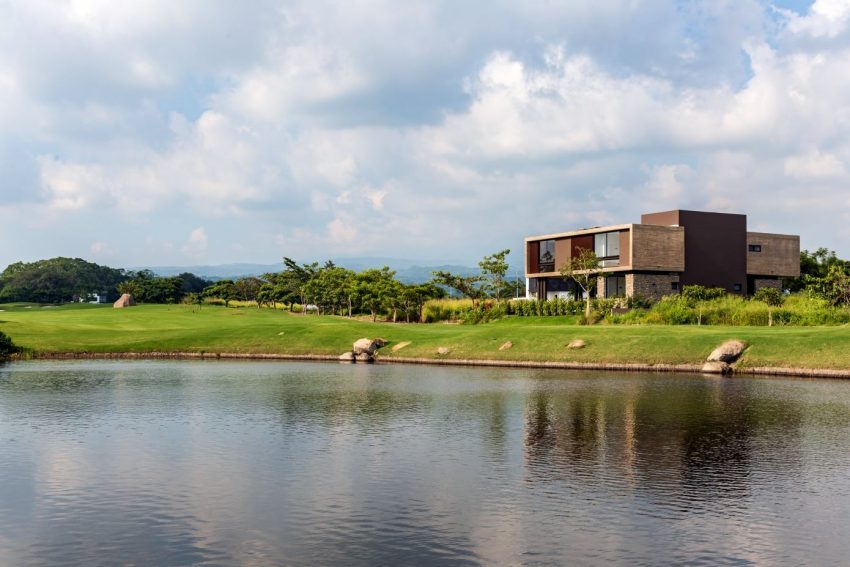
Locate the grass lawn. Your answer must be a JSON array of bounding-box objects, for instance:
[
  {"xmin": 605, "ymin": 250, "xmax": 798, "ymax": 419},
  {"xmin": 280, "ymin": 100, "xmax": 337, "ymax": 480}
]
[{"xmin": 1, "ymin": 303, "xmax": 849, "ymax": 370}]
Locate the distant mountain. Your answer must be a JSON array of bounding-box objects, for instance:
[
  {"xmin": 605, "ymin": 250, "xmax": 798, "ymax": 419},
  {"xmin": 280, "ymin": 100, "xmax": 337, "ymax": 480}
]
[{"xmin": 138, "ymin": 257, "xmax": 524, "ymax": 284}]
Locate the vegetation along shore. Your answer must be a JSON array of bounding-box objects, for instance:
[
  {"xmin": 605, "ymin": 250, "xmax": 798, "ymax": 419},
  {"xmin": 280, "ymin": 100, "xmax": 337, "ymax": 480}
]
[{"xmin": 3, "ymin": 303, "xmax": 850, "ymax": 377}]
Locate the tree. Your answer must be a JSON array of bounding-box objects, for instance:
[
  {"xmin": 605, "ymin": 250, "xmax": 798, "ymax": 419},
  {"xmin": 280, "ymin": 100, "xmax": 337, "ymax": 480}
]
[
  {"xmin": 807, "ymin": 264, "xmax": 850, "ymax": 307},
  {"xmin": 351, "ymin": 267, "xmax": 396, "ymax": 322},
  {"xmin": 233, "ymin": 277, "xmax": 263, "ymax": 306},
  {"xmin": 788, "ymin": 248, "xmax": 850, "ymax": 292},
  {"xmin": 282, "ymin": 257, "xmax": 319, "ymax": 314},
  {"xmin": 559, "ymin": 248, "xmax": 602, "ymax": 319},
  {"xmin": 203, "ymin": 280, "xmax": 237, "ymax": 308},
  {"xmin": 0, "ymin": 257, "xmax": 127, "ymax": 303},
  {"xmin": 399, "ymin": 282, "xmax": 446, "ymax": 322},
  {"xmin": 0, "ymin": 331, "xmax": 19, "ymax": 360},
  {"xmin": 431, "ymin": 271, "xmax": 485, "ymax": 308},
  {"xmin": 479, "ymin": 249, "xmax": 512, "ymax": 300},
  {"xmin": 753, "ymin": 287, "xmax": 784, "ymax": 326}
]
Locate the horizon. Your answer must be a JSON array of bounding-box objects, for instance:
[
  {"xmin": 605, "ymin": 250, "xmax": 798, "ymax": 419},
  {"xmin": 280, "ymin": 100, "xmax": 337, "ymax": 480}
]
[{"xmin": 2, "ymin": 0, "xmax": 847, "ymax": 268}]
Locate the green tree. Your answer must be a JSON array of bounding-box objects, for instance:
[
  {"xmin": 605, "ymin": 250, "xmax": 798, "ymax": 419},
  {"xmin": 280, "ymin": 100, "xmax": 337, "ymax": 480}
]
[
  {"xmin": 203, "ymin": 280, "xmax": 237, "ymax": 307},
  {"xmin": 559, "ymin": 248, "xmax": 602, "ymax": 319},
  {"xmin": 753, "ymin": 287, "xmax": 784, "ymax": 326},
  {"xmin": 431, "ymin": 271, "xmax": 485, "ymax": 308},
  {"xmin": 0, "ymin": 257, "xmax": 127, "ymax": 303},
  {"xmin": 282, "ymin": 257, "xmax": 319, "ymax": 314},
  {"xmin": 807, "ymin": 264, "xmax": 850, "ymax": 306},
  {"xmin": 352, "ymin": 267, "xmax": 396, "ymax": 322},
  {"xmin": 0, "ymin": 331, "xmax": 19, "ymax": 360},
  {"xmin": 399, "ymin": 282, "xmax": 446, "ymax": 322},
  {"xmin": 479, "ymin": 249, "xmax": 512, "ymax": 300}
]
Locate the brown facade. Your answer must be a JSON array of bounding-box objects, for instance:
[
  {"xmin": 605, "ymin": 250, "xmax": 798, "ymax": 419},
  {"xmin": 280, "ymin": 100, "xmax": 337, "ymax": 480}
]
[
  {"xmin": 747, "ymin": 232, "xmax": 801, "ymax": 277},
  {"xmin": 642, "ymin": 210, "xmax": 747, "ymax": 293},
  {"xmin": 524, "ymin": 209, "xmax": 799, "ymax": 301}
]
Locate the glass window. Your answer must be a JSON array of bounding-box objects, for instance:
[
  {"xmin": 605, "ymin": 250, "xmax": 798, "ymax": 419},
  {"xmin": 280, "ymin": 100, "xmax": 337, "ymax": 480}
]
[
  {"xmin": 607, "ymin": 232, "xmax": 620, "ymax": 257},
  {"xmin": 594, "ymin": 231, "xmax": 621, "ymax": 258},
  {"xmin": 538, "ymin": 240, "xmax": 555, "ymax": 271},
  {"xmin": 605, "ymin": 276, "xmax": 626, "ymax": 297},
  {"xmin": 594, "ymin": 233, "xmax": 607, "ymax": 257},
  {"xmin": 749, "ymin": 244, "xmax": 762, "ymax": 252}
]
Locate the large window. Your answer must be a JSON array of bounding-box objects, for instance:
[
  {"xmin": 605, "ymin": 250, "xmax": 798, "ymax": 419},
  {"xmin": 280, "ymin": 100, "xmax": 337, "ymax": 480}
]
[
  {"xmin": 538, "ymin": 240, "xmax": 555, "ymax": 272},
  {"xmin": 594, "ymin": 231, "xmax": 621, "ymax": 267},
  {"xmin": 594, "ymin": 231, "xmax": 620, "ymax": 257},
  {"xmin": 605, "ymin": 276, "xmax": 626, "ymax": 298}
]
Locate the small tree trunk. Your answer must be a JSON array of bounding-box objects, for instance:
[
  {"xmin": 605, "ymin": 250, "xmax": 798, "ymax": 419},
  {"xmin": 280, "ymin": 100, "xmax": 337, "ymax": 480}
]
[
  {"xmin": 768, "ymin": 308, "xmax": 773, "ymax": 327},
  {"xmin": 348, "ymin": 297, "xmax": 352, "ymax": 318},
  {"xmin": 371, "ymin": 309, "xmax": 377, "ymax": 322},
  {"xmin": 393, "ymin": 308, "xmax": 397, "ymax": 323}
]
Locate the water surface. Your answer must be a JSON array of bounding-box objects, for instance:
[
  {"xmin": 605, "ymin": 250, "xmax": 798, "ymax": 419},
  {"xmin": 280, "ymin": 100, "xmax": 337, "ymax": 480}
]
[{"xmin": 2, "ymin": 360, "xmax": 850, "ymax": 565}]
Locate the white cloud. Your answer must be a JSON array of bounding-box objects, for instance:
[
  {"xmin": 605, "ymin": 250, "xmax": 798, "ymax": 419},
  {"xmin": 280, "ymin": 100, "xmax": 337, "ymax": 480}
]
[
  {"xmin": 182, "ymin": 227, "xmax": 208, "ymax": 256},
  {"xmin": 5, "ymin": 0, "xmax": 850, "ymax": 267}
]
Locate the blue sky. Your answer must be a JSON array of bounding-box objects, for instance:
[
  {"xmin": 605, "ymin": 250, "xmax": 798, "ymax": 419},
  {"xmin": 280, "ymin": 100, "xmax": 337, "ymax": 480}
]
[{"xmin": 1, "ymin": 0, "xmax": 849, "ymax": 269}]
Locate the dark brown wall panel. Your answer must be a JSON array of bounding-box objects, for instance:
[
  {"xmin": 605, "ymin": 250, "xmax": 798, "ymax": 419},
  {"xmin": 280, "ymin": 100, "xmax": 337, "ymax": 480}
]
[
  {"xmin": 677, "ymin": 210, "xmax": 747, "ymax": 293},
  {"xmin": 571, "ymin": 235, "xmax": 593, "ymax": 257},
  {"xmin": 527, "ymin": 241, "xmax": 539, "ymax": 274}
]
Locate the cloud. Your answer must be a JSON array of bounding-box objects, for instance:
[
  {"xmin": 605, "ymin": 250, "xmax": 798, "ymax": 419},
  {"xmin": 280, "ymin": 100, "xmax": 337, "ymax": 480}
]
[
  {"xmin": 3, "ymin": 0, "xmax": 850, "ymax": 268},
  {"xmin": 182, "ymin": 227, "xmax": 208, "ymax": 256}
]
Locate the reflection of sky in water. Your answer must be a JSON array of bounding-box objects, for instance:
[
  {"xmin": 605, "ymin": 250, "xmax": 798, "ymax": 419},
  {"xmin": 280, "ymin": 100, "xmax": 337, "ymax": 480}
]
[{"xmin": 2, "ymin": 361, "xmax": 850, "ymax": 565}]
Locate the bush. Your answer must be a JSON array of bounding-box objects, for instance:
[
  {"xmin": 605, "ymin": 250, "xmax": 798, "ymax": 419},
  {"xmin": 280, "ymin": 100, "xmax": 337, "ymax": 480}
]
[
  {"xmin": 0, "ymin": 331, "xmax": 19, "ymax": 359},
  {"xmin": 753, "ymin": 287, "xmax": 784, "ymax": 306},
  {"xmin": 682, "ymin": 285, "xmax": 727, "ymax": 303}
]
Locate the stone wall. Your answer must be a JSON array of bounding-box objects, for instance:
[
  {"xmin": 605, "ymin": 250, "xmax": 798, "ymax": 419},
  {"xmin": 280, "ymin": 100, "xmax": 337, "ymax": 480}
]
[
  {"xmin": 626, "ymin": 273, "xmax": 680, "ymax": 301},
  {"xmin": 753, "ymin": 278, "xmax": 782, "ymax": 292}
]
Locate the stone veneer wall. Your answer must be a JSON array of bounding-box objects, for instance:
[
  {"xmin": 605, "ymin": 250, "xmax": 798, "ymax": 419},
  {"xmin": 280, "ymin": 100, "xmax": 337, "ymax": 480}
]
[
  {"xmin": 753, "ymin": 278, "xmax": 782, "ymax": 292},
  {"xmin": 626, "ymin": 273, "xmax": 679, "ymax": 301}
]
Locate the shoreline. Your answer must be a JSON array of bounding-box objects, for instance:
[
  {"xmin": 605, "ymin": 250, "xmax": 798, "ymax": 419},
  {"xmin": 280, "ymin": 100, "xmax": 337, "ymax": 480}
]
[{"xmin": 18, "ymin": 351, "xmax": 850, "ymax": 380}]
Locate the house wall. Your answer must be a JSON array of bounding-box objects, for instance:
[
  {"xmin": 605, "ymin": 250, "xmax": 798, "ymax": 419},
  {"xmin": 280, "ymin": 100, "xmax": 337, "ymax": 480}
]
[
  {"xmin": 626, "ymin": 272, "xmax": 679, "ymax": 301},
  {"xmin": 753, "ymin": 278, "xmax": 782, "ymax": 292},
  {"xmin": 630, "ymin": 225, "xmax": 685, "ymax": 271},
  {"xmin": 555, "ymin": 238, "xmax": 572, "ymax": 272},
  {"xmin": 643, "ymin": 210, "xmax": 747, "ymax": 293},
  {"xmin": 747, "ymin": 232, "xmax": 801, "ymax": 277}
]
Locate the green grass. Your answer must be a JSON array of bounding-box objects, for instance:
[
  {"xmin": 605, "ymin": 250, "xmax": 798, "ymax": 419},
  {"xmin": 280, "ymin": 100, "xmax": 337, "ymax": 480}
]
[{"xmin": 1, "ymin": 303, "xmax": 850, "ymax": 370}]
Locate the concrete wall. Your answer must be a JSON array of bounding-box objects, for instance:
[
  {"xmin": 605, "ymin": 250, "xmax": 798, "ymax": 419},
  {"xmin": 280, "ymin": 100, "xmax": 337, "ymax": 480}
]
[{"xmin": 747, "ymin": 232, "xmax": 801, "ymax": 277}]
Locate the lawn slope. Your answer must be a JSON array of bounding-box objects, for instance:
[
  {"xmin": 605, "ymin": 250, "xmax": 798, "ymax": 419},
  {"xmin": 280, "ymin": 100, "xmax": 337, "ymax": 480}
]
[{"xmin": 1, "ymin": 304, "xmax": 849, "ymax": 370}]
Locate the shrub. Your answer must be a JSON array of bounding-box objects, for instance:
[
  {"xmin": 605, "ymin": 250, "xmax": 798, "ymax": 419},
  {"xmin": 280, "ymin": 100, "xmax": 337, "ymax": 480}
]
[
  {"xmin": 682, "ymin": 285, "xmax": 727, "ymax": 303},
  {"xmin": 0, "ymin": 331, "xmax": 19, "ymax": 359},
  {"xmin": 753, "ymin": 287, "xmax": 784, "ymax": 306}
]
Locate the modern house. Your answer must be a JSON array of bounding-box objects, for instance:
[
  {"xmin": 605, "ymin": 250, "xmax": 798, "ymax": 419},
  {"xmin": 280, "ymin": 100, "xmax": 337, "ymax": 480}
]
[{"xmin": 525, "ymin": 210, "xmax": 800, "ymax": 301}]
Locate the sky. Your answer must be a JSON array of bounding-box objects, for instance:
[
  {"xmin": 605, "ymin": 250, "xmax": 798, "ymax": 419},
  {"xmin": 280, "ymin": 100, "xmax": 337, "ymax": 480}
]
[{"xmin": 1, "ymin": 0, "xmax": 849, "ymax": 269}]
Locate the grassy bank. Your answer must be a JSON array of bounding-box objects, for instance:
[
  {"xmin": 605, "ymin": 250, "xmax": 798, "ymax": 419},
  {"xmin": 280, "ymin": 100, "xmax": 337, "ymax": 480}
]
[{"xmin": 2, "ymin": 303, "xmax": 850, "ymax": 370}]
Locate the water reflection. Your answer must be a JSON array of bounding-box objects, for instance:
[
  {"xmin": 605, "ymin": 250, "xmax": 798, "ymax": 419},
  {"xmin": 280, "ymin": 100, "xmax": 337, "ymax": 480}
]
[{"xmin": 1, "ymin": 361, "xmax": 850, "ymax": 566}]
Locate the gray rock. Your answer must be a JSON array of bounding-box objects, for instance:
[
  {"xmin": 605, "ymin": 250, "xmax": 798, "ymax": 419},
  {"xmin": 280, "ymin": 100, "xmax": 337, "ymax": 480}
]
[
  {"xmin": 353, "ymin": 338, "xmax": 386, "ymax": 356},
  {"xmin": 567, "ymin": 339, "xmax": 586, "ymax": 349},
  {"xmin": 338, "ymin": 352, "xmax": 355, "ymax": 362},
  {"xmin": 707, "ymin": 340, "xmax": 747, "ymax": 363},
  {"xmin": 702, "ymin": 361, "xmax": 731, "ymax": 374},
  {"xmin": 499, "ymin": 341, "xmax": 513, "ymax": 351},
  {"xmin": 355, "ymin": 352, "xmax": 374, "ymax": 363},
  {"xmin": 436, "ymin": 347, "xmax": 451, "ymax": 355}
]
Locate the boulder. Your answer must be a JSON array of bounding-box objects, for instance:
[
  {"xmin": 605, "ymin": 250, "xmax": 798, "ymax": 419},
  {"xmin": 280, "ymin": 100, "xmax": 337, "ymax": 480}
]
[
  {"xmin": 391, "ymin": 341, "xmax": 411, "ymax": 352},
  {"xmin": 338, "ymin": 352, "xmax": 355, "ymax": 363},
  {"xmin": 436, "ymin": 347, "xmax": 451, "ymax": 355},
  {"xmin": 353, "ymin": 338, "xmax": 387, "ymax": 356},
  {"xmin": 499, "ymin": 341, "xmax": 513, "ymax": 351},
  {"xmin": 567, "ymin": 339, "xmax": 586, "ymax": 349},
  {"xmin": 113, "ymin": 293, "xmax": 135, "ymax": 308},
  {"xmin": 707, "ymin": 340, "xmax": 747, "ymax": 363},
  {"xmin": 355, "ymin": 352, "xmax": 375, "ymax": 363},
  {"xmin": 702, "ymin": 361, "xmax": 731, "ymax": 375}
]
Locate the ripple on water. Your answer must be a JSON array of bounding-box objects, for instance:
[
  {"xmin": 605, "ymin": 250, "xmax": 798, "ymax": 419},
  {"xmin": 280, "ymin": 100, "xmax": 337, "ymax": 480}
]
[{"xmin": 2, "ymin": 361, "xmax": 850, "ymax": 565}]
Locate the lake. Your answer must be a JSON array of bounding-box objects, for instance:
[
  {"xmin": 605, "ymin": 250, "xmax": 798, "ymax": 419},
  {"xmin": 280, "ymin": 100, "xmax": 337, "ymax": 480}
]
[{"xmin": 1, "ymin": 360, "xmax": 850, "ymax": 566}]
